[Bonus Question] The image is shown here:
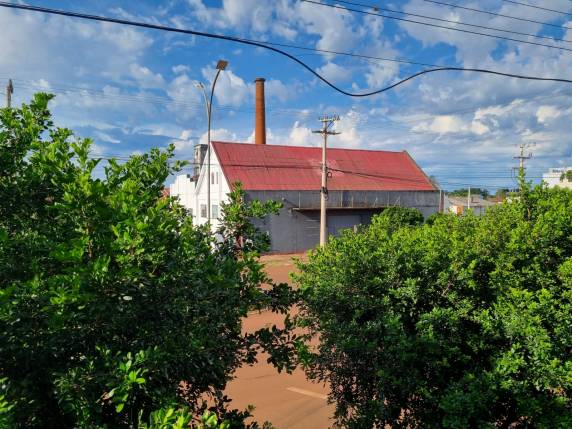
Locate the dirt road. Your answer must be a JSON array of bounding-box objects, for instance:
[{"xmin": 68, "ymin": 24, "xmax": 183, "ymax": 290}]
[{"xmin": 224, "ymin": 254, "xmax": 334, "ymax": 429}]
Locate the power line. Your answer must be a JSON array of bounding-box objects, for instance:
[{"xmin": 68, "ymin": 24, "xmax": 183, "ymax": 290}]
[
  {"xmin": 420, "ymin": 0, "xmax": 572, "ymax": 32},
  {"xmin": 1, "ymin": 78, "xmax": 318, "ymax": 119},
  {"xmin": 333, "ymin": 0, "xmax": 572, "ymax": 44},
  {"xmin": 305, "ymin": 0, "xmax": 572, "ymax": 54},
  {"xmin": 2, "ymin": 2, "xmax": 572, "ymax": 99},
  {"xmin": 500, "ymin": 0, "xmax": 572, "ymax": 16}
]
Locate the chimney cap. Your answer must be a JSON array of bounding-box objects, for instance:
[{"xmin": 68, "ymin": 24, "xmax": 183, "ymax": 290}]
[{"xmin": 254, "ymin": 77, "xmax": 266, "ymax": 83}]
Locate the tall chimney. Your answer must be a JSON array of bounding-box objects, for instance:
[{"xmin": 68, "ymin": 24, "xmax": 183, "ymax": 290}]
[{"xmin": 254, "ymin": 78, "xmax": 266, "ymax": 145}]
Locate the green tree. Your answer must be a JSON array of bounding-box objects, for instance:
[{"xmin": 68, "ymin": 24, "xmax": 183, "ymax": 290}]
[
  {"xmin": 295, "ymin": 184, "xmax": 572, "ymax": 428},
  {"xmin": 0, "ymin": 94, "xmax": 295, "ymax": 428},
  {"xmin": 494, "ymin": 188, "xmax": 511, "ymax": 200},
  {"xmin": 449, "ymin": 187, "xmax": 490, "ymax": 199},
  {"xmin": 560, "ymin": 170, "xmax": 572, "ymax": 182},
  {"xmin": 377, "ymin": 206, "xmax": 424, "ymax": 230}
]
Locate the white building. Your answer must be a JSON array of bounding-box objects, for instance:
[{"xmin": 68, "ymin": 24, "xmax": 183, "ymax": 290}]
[
  {"xmin": 542, "ymin": 167, "xmax": 572, "ymax": 190},
  {"xmin": 170, "ymin": 143, "xmax": 230, "ymax": 230}
]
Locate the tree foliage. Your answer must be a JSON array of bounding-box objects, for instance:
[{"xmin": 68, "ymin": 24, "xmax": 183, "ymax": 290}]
[
  {"xmin": 449, "ymin": 187, "xmax": 490, "ymax": 199},
  {"xmin": 296, "ymin": 184, "xmax": 572, "ymax": 428},
  {"xmin": 560, "ymin": 170, "xmax": 572, "ymax": 183},
  {"xmin": 0, "ymin": 94, "xmax": 294, "ymax": 428},
  {"xmin": 378, "ymin": 206, "xmax": 424, "ymax": 229}
]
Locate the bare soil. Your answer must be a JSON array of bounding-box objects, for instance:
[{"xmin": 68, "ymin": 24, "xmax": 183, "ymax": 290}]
[{"xmin": 224, "ymin": 253, "xmax": 334, "ymax": 429}]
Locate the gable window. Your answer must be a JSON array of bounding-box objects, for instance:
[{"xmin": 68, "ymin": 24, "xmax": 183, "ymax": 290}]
[{"xmin": 200, "ymin": 204, "xmax": 207, "ymax": 218}]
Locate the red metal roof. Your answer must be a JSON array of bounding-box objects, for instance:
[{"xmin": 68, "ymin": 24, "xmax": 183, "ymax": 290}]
[{"xmin": 212, "ymin": 141, "xmax": 436, "ymax": 191}]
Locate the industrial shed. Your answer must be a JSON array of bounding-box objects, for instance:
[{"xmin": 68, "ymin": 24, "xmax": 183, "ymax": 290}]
[
  {"xmin": 169, "ymin": 78, "xmax": 440, "ymax": 253},
  {"xmin": 169, "ymin": 141, "xmax": 440, "ymax": 253}
]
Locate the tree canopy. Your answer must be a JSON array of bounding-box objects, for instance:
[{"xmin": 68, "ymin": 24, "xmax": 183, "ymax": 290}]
[
  {"xmin": 0, "ymin": 94, "xmax": 294, "ymax": 428},
  {"xmin": 296, "ymin": 185, "xmax": 572, "ymax": 428},
  {"xmin": 449, "ymin": 188, "xmax": 490, "ymax": 199}
]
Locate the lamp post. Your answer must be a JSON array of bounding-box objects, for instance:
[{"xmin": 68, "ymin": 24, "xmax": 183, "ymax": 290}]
[{"xmin": 195, "ymin": 59, "xmax": 227, "ymax": 226}]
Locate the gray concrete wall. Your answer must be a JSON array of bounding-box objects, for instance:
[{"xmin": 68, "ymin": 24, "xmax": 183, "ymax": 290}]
[{"xmin": 246, "ymin": 190, "xmax": 440, "ymax": 253}]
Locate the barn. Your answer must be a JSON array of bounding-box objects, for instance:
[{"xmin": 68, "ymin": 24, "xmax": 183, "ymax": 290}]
[
  {"xmin": 169, "ymin": 77, "xmax": 440, "ymax": 253},
  {"xmin": 170, "ymin": 140, "xmax": 440, "ymax": 253}
]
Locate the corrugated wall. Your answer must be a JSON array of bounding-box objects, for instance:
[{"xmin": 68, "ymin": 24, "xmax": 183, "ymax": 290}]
[{"xmin": 246, "ymin": 190, "xmax": 440, "ymax": 253}]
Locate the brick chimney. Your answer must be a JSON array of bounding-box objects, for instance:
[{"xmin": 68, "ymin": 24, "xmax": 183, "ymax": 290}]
[{"xmin": 254, "ymin": 78, "xmax": 266, "ymax": 145}]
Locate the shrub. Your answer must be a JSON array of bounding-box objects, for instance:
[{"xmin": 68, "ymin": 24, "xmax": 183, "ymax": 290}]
[
  {"xmin": 377, "ymin": 206, "xmax": 424, "ymax": 229},
  {"xmin": 0, "ymin": 94, "xmax": 294, "ymax": 428},
  {"xmin": 296, "ymin": 185, "xmax": 572, "ymax": 428}
]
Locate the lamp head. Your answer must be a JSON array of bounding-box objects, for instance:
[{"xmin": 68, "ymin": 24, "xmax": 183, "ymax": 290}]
[{"xmin": 216, "ymin": 60, "xmax": 228, "ymax": 70}]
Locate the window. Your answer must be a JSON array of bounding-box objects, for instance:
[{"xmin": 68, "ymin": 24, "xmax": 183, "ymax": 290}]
[
  {"xmin": 200, "ymin": 204, "xmax": 207, "ymax": 218},
  {"xmin": 211, "ymin": 204, "xmax": 219, "ymax": 219},
  {"xmin": 211, "ymin": 171, "xmax": 219, "ymax": 185}
]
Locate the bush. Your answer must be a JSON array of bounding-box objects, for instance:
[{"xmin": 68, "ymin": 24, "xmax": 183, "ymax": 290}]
[
  {"xmin": 296, "ymin": 185, "xmax": 572, "ymax": 428},
  {"xmin": 377, "ymin": 206, "xmax": 424, "ymax": 229},
  {"xmin": 0, "ymin": 94, "xmax": 295, "ymax": 428}
]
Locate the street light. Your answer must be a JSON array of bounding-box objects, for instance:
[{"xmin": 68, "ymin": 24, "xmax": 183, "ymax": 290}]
[{"xmin": 194, "ymin": 59, "xmax": 228, "ymax": 226}]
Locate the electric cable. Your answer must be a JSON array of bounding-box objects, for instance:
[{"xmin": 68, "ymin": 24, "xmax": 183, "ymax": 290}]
[
  {"xmin": 499, "ymin": 0, "xmax": 571, "ymax": 16},
  {"xmin": 333, "ymin": 0, "xmax": 572, "ymax": 44},
  {"xmin": 304, "ymin": 0, "xmax": 572, "ymax": 54},
  {"xmin": 420, "ymin": 0, "xmax": 572, "ymax": 32},
  {"xmin": 1, "ymin": 1, "xmax": 572, "ymax": 99}
]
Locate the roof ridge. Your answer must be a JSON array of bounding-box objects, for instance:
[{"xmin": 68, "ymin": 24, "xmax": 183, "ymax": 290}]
[{"xmin": 211, "ymin": 140, "xmax": 404, "ymax": 154}]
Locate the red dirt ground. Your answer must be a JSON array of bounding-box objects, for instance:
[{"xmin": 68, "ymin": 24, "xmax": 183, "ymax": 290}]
[{"xmin": 224, "ymin": 253, "xmax": 334, "ymax": 429}]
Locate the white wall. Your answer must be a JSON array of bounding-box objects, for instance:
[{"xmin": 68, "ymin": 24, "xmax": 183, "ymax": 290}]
[
  {"xmin": 542, "ymin": 167, "xmax": 572, "ymax": 189},
  {"xmin": 169, "ymin": 147, "xmax": 230, "ymax": 230},
  {"xmin": 169, "ymin": 175, "xmax": 195, "ymax": 214}
]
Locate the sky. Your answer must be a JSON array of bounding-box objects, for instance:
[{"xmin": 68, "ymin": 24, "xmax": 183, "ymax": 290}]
[{"xmin": 2, "ymin": 0, "xmax": 572, "ymax": 192}]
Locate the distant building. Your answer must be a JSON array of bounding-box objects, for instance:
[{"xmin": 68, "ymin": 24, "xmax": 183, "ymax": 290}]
[
  {"xmin": 542, "ymin": 167, "xmax": 572, "ymax": 190},
  {"xmin": 446, "ymin": 195, "xmax": 496, "ymax": 216}
]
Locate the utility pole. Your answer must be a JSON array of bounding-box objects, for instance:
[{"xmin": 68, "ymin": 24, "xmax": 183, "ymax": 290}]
[
  {"xmin": 513, "ymin": 143, "xmax": 533, "ymax": 171},
  {"xmin": 6, "ymin": 79, "xmax": 13, "ymax": 108},
  {"xmin": 312, "ymin": 115, "xmax": 340, "ymax": 247},
  {"xmin": 513, "ymin": 143, "xmax": 533, "ymax": 191},
  {"xmin": 467, "ymin": 186, "xmax": 471, "ymax": 210}
]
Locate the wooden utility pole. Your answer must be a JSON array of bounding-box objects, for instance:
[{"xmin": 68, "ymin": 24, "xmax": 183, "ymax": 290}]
[
  {"xmin": 513, "ymin": 143, "xmax": 533, "ymax": 191},
  {"xmin": 514, "ymin": 143, "xmax": 533, "ymax": 171},
  {"xmin": 312, "ymin": 115, "xmax": 340, "ymax": 247},
  {"xmin": 6, "ymin": 79, "xmax": 13, "ymax": 108}
]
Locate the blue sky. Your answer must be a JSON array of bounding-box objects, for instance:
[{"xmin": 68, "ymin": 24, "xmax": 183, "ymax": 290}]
[{"xmin": 2, "ymin": 0, "xmax": 572, "ymax": 191}]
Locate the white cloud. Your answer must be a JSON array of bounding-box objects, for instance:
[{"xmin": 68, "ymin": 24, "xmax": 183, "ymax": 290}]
[
  {"xmin": 199, "ymin": 128, "xmax": 238, "ymax": 145},
  {"xmin": 412, "ymin": 115, "xmax": 466, "ymax": 134},
  {"xmin": 317, "ymin": 62, "xmax": 351, "ymax": 84},
  {"xmin": 288, "ymin": 121, "xmax": 314, "ymax": 146},
  {"xmin": 172, "ymin": 65, "xmax": 190, "ymax": 74},
  {"xmin": 129, "ymin": 64, "xmax": 165, "ymax": 89},
  {"xmin": 537, "ymin": 105, "xmax": 561, "ymax": 124},
  {"xmin": 94, "ymin": 131, "xmax": 120, "ymax": 144},
  {"xmin": 185, "ymin": 0, "xmax": 298, "ymax": 39},
  {"xmin": 202, "ymin": 67, "xmax": 251, "ymax": 107},
  {"xmin": 265, "ymin": 79, "xmax": 294, "ymax": 102},
  {"xmin": 167, "ymin": 74, "xmax": 202, "ymax": 103},
  {"xmin": 0, "ymin": 8, "xmax": 152, "ymax": 82}
]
